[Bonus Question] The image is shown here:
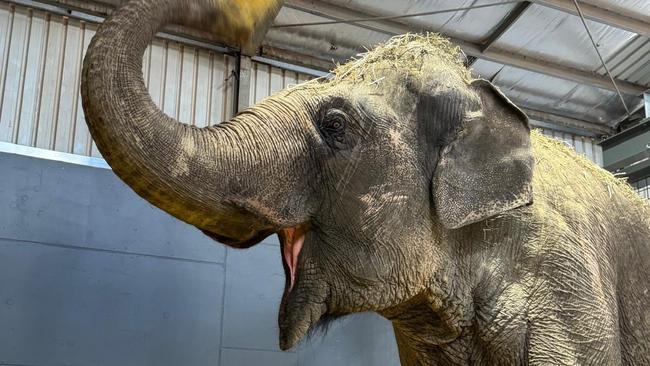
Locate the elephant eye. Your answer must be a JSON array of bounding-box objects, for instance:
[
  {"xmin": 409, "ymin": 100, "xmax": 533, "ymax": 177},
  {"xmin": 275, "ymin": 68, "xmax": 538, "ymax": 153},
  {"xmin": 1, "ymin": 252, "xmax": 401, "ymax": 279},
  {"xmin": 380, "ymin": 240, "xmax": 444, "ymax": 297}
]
[
  {"xmin": 322, "ymin": 110, "xmax": 347, "ymax": 133},
  {"xmin": 317, "ymin": 104, "xmax": 355, "ymax": 150}
]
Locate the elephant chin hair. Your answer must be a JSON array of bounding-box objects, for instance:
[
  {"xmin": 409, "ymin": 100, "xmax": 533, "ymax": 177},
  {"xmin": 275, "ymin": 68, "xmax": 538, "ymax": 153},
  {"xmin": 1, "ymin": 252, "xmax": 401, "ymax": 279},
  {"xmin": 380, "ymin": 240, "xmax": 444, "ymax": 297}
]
[{"xmin": 306, "ymin": 313, "xmax": 346, "ymax": 339}]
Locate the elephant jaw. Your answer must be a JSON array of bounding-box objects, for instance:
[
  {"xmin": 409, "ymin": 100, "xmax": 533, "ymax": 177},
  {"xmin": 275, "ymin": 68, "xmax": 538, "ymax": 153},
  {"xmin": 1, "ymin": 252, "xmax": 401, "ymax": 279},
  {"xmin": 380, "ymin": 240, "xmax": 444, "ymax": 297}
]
[{"xmin": 278, "ymin": 225, "xmax": 328, "ymax": 350}]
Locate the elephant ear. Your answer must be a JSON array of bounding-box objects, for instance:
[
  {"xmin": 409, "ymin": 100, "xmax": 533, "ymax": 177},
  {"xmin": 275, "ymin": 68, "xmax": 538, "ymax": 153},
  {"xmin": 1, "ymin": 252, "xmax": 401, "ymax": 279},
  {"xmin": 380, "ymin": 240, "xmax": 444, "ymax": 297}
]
[{"xmin": 433, "ymin": 79, "xmax": 534, "ymax": 229}]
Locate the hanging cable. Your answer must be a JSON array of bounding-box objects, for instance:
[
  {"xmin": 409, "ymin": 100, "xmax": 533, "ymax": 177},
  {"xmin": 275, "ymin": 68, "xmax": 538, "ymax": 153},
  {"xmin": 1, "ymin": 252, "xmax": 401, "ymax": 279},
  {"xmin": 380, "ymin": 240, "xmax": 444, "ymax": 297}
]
[
  {"xmin": 274, "ymin": 0, "xmax": 522, "ymax": 28},
  {"xmin": 572, "ymin": 0, "xmax": 631, "ymax": 116}
]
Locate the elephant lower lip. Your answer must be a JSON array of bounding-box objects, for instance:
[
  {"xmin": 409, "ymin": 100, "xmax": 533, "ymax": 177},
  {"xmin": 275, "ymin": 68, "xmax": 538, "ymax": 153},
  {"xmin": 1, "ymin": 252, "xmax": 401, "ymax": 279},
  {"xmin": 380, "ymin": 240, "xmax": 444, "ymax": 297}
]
[
  {"xmin": 278, "ymin": 287, "xmax": 328, "ymax": 351},
  {"xmin": 280, "ymin": 225, "xmax": 307, "ymax": 291}
]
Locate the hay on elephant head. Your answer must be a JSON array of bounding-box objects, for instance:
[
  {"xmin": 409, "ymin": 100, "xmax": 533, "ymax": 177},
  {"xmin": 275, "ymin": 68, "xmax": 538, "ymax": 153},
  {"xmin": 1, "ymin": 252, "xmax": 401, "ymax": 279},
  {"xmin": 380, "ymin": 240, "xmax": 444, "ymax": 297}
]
[{"xmin": 292, "ymin": 33, "xmax": 473, "ymax": 90}]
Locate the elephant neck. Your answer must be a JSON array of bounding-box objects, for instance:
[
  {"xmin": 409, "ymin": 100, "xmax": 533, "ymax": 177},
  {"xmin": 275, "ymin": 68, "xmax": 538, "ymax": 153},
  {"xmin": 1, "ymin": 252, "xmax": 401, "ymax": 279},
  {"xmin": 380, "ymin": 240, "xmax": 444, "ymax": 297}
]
[{"xmin": 382, "ymin": 274, "xmax": 475, "ymax": 365}]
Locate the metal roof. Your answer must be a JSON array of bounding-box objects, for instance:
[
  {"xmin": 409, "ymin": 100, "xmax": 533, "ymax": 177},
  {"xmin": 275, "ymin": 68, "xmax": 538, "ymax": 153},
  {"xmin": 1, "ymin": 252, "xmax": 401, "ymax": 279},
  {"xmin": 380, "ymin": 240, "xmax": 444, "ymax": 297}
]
[{"xmin": 264, "ymin": 0, "xmax": 650, "ymax": 136}]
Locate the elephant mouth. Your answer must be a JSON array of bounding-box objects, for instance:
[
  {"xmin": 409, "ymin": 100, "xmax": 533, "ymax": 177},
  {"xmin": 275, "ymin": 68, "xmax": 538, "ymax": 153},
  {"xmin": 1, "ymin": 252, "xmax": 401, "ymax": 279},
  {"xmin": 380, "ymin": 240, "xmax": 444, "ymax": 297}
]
[
  {"xmin": 280, "ymin": 225, "xmax": 307, "ymax": 291},
  {"xmin": 278, "ymin": 224, "xmax": 329, "ymax": 350}
]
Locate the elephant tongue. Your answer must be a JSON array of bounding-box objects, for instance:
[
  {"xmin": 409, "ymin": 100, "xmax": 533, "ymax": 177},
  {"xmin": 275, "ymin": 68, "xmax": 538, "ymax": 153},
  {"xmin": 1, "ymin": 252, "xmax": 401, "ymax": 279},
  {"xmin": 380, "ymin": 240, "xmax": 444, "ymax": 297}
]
[{"xmin": 282, "ymin": 226, "xmax": 306, "ymax": 291}]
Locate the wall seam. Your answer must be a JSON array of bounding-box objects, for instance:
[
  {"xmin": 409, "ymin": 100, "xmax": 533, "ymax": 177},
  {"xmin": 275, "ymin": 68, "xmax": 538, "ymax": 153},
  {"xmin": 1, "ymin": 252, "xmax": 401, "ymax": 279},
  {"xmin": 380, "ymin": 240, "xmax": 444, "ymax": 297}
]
[
  {"xmin": 221, "ymin": 346, "xmax": 297, "ymax": 354},
  {"xmin": 0, "ymin": 236, "xmax": 226, "ymax": 266},
  {"xmin": 31, "ymin": 12, "xmax": 49, "ymax": 148},
  {"xmin": 12, "ymin": 7, "xmax": 32, "ymax": 144},
  {"xmin": 217, "ymin": 247, "xmax": 229, "ymax": 364},
  {"xmin": 0, "ymin": 4, "xmax": 16, "ymax": 126},
  {"xmin": 69, "ymin": 20, "xmax": 84, "ymax": 154},
  {"xmin": 49, "ymin": 15, "xmax": 67, "ymax": 151}
]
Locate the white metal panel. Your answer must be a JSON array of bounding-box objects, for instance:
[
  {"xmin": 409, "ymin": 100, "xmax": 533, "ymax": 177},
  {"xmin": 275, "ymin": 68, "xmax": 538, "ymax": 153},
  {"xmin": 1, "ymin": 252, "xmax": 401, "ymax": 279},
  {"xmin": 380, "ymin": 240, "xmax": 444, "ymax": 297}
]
[
  {"xmin": 283, "ymin": 70, "xmax": 298, "ymax": 88},
  {"xmin": 209, "ymin": 52, "xmax": 234, "ymax": 126},
  {"xmin": 573, "ymin": 136, "xmax": 584, "ymax": 155},
  {"xmin": 147, "ymin": 38, "xmax": 166, "ymax": 110},
  {"xmin": 584, "ymin": 139, "xmax": 595, "ymax": 163},
  {"xmin": 494, "ymin": 4, "xmax": 637, "ymax": 72},
  {"xmin": 253, "ymin": 63, "xmax": 270, "ymax": 104},
  {"xmin": 55, "ymin": 17, "xmax": 84, "ymax": 154},
  {"xmin": 561, "ymin": 132, "xmax": 574, "ymax": 148},
  {"xmin": 634, "ymin": 177, "xmax": 649, "ymax": 200},
  {"xmin": 178, "ymin": 47, "xmax": 196, "ymax": 124},
  {"xmin": 37, "ymin": 14, "xmax": 64, "ymax": 151},
  {"xmin": 270, "ymin": 66, "xmax": 283, "ymax": 95},
  {"xmin": 162, "ymin": 42, "xmax": 181, "ymax": 119},
  {"xmin": 73, "ymin": 24, "xmax": 95, "ymax": 156},
  {"xmin": 0, "ymin": 4, "xmax": 11, "ymax": 117},
  {"xmin": 594, "ymin": 145, "xmax": 604, "ymax": 167},
  {"xmin": 0, "ymin": 5, "xmax": 29, "ymax": 144},
  {"xmin": 586, "ymin": 0, "xmax": 650, "ymax": 19},
  {"xmin": 193, "ymin": 49, "xmax": 211, "ymax": 128},
  {"xmin": 16, "ymin": 9, "xmax": 46, "ymax": 148},
  {"xmin": 597, "ymin": 35, "xmax": 650, "ymax": 88},
  {"xmin": 249, "ymin": 61, "xmax": 313, "ymax": 104},
  {"xmin": 297, "ymin": 73, "xmax": 312, "ymax": 83},
  {"xmin": 490, "ymin": 65, "xmax": 638, "ymax": 126},
  {"xmin": 0, "ymin": 2, "xmax": 236, "ymax": 158}
]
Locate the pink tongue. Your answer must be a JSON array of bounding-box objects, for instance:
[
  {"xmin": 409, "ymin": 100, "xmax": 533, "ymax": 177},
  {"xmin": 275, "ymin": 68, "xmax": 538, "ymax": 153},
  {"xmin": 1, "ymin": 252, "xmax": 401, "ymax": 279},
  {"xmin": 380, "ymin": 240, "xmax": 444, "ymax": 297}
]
[{"xmin": 282, "ymin": 226, "xmax": 306, "ymax": 291}]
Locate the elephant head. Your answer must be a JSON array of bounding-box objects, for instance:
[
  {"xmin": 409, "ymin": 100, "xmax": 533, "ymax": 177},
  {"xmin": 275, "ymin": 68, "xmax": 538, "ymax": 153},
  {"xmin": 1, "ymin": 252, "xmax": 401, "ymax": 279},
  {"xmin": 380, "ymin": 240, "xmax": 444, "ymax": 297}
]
[{"xmin": 81, "ymin": 0, "xmax": 534, "ymax": 351}]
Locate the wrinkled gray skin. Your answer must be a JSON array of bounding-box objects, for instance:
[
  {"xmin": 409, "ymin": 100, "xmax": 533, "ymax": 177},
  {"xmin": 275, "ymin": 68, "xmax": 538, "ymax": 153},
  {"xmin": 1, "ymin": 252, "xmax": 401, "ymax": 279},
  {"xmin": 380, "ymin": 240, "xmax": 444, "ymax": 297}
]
[{"xmin": 81, "ymin": 0, "xmax": 650, "ymax": 364}]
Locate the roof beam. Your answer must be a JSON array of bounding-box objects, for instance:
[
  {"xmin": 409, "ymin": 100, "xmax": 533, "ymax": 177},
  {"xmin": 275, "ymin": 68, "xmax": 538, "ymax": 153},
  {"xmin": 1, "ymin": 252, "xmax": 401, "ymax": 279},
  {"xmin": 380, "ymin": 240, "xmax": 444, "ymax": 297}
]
[
  {"xmin": 284, "ymin": 0, "xmax": 647, "ymax": 95},
  {"xmin": 531, "ymin": 0, "xmax": 650, "ymax": 37},
  {"xmin": 464, "ymin": 42, "xmax": 644, "ymax": 95},
  {"xmin": 480, "ymin": 1, "xmax": 531, "ymax": 53},
  {"xmin": 522, "ymin": 108, "xmax": 614, "ymax": 135}
]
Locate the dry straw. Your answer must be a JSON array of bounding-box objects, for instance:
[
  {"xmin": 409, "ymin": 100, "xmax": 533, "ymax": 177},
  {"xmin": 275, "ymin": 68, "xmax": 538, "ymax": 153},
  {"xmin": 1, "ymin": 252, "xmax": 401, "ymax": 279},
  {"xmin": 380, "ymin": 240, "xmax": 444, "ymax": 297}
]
[
  {"xmin": 531, "ymin": 130, "xmax": 649, "ymax": 226},
  {"xmin": 292, "ymin": 33, "xmax": 472, "ymax": 91}
]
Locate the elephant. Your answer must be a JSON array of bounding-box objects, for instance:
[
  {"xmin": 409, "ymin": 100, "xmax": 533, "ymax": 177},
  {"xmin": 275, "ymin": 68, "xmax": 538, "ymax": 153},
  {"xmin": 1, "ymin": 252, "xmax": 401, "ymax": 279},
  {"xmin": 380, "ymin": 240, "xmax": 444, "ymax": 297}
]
[{"xmin": 80, "ymin": 0, "xmax": 650, "ymax": 364}]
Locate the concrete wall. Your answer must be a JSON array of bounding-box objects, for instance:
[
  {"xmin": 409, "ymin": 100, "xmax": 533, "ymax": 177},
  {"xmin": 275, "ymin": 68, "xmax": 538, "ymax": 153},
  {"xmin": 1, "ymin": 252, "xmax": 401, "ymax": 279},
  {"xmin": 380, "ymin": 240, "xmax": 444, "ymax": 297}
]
[{"xmin": 0, "ymin": 151, "xmax": 400, "ymax": 366}]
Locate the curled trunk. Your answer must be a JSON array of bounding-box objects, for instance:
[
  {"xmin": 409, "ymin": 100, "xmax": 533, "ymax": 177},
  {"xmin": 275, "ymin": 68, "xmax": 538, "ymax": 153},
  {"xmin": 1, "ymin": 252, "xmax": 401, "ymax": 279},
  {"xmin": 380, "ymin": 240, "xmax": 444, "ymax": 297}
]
[{"xmin": 81, "ymin": 0, "xmax": 301, "ymax": 246}]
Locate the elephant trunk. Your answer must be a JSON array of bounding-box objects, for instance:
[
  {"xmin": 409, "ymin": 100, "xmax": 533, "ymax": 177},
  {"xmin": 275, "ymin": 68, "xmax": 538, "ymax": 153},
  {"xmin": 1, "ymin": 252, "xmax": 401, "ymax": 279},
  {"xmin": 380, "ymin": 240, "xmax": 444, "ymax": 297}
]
[{"xmin": 81, "ymin": 0, "xmax": 308, "ymax": 247}]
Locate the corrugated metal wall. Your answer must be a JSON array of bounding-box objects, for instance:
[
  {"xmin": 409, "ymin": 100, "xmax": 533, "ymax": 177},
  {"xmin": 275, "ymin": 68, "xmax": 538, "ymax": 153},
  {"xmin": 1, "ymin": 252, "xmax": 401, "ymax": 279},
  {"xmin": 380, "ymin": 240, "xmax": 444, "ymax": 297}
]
[
  {"xmin": 249, "ymin": 61, "xmax": 313, "ymax": 104},
  {"xmin": 632, "ymin": 176, "xmax": 649, "ymax": 200},
  {"xmin": 538, "ymin": 128, "xmax": 604, "ymax": 167},
  {"xmin": 0, "ymin": 2, "xmax": 237, "ymax": 158},
  {"xmin": 0, "ymin": 2, "xmax": 318, "ymax": 159}
]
